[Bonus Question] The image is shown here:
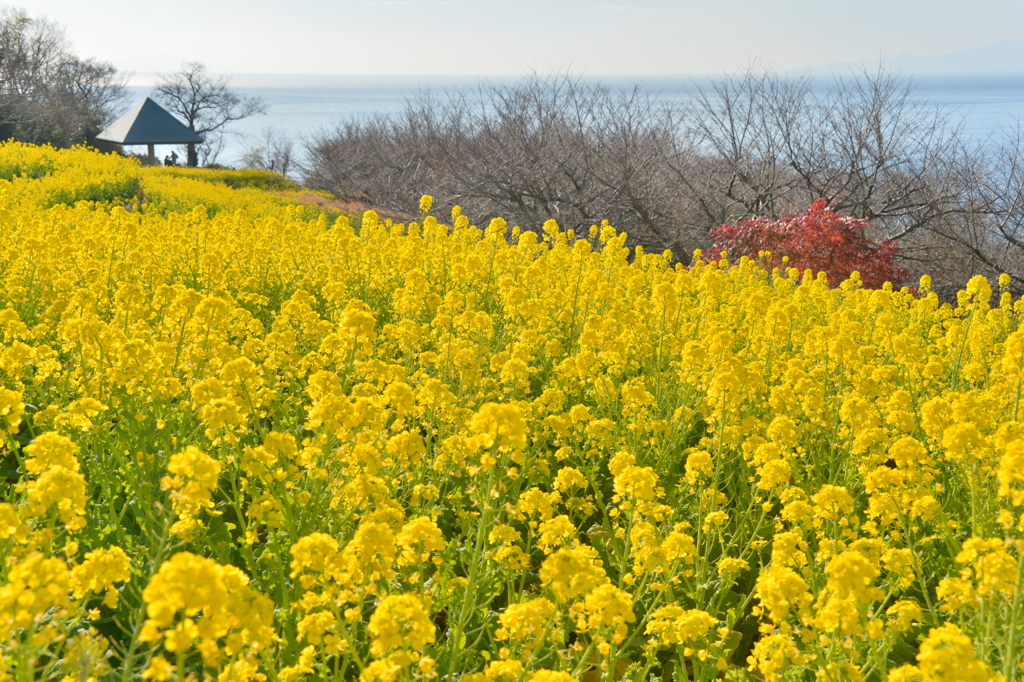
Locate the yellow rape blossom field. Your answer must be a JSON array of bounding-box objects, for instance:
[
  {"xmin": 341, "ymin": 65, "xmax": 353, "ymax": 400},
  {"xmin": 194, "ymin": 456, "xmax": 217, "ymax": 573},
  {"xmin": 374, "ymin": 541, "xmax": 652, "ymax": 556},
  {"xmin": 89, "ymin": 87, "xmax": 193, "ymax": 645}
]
[{"xmin": 0, "ymin": 141, "xmax": 1022, "ymax": 682}]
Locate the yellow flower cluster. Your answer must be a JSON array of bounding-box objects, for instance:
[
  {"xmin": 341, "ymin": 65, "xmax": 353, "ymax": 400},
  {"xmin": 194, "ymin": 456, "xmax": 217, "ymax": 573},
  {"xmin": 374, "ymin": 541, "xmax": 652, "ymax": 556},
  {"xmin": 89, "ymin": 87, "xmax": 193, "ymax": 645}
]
[
  {"xmin": 140, "ymin": 165, "xmax": 330, "ymax": 219},
  {"xmin": 0, "ymin": 141, "xmax": 139, "ymax": 209},
  {"xmin": 22, "ymin": 432, "xmax": 87, "ymax": 530},
  {"xmin": 139, "ymin": 552, "xmax": 276, "ymax": 678},
  {"xmin": 0, "ymin": 144, "xmax": 1021, "ymax": 681},
  {"xmin": 161, "ymin": 445, "xmax": 223, "ymax": 536}
]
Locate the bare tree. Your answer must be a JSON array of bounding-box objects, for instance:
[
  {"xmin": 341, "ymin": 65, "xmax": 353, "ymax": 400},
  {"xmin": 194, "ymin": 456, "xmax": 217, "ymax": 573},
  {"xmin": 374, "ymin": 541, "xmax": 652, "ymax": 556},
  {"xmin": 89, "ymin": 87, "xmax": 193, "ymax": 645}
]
[
  {"xmin": 152, "ymin": 61, "xmax": 266, "ymax": 167},
  {"xmin": 241, "ymin": 127, "xmax": 295, "ymax": 177},
  {"xmin": 674, "ymin": 66, "xmax": 812, "ymax": 224},
  {"xmin": 304, "ymin": 74, "xmax": 699, "ymax": 251},
  {"xmin": 682, "ymin": 64, "xmax": 1024, "ymax": 293},
  {"xmin": 303, "ymin": 67, "xmax": 1024, "ymax": 292},
  {"xmin": 0, "ymin": 7, "xmax": 125, "ymax": 146}
]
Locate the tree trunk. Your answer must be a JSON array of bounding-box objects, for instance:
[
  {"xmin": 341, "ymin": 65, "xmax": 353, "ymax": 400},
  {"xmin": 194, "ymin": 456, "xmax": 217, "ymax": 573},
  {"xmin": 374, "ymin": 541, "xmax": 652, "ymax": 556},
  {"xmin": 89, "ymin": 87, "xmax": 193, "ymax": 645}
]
[{"xmin": 187, "ymin": 142, "xmax": 198, "ymax": 167}]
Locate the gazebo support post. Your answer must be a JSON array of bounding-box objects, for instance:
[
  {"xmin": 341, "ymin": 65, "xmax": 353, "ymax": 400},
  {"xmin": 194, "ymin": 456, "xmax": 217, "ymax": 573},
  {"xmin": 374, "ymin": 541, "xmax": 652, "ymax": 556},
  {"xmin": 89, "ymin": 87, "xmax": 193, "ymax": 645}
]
[{"xmin": 93, "ymin": 99, "xmax": 204, "ymax": 167}]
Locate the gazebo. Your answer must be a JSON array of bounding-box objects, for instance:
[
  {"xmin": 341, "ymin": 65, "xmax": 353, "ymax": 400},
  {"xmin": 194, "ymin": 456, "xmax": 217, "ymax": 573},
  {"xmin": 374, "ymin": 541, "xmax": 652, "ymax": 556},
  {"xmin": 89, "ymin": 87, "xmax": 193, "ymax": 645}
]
[{"xmin": 94, "ymin": 97, "xmax": 204, "ymax": 166}]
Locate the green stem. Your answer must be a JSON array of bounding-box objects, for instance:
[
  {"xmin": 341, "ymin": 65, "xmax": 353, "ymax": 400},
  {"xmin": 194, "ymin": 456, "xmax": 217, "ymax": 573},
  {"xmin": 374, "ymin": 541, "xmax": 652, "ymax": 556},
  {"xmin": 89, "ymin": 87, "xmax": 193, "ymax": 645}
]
[
  {"xmin": 445, "ymin": 466, "xmax": 497, "ymax": 678},
  {"xmin": 1003, "ymin": 544, "xmax": 1024, "ymax": 681}
]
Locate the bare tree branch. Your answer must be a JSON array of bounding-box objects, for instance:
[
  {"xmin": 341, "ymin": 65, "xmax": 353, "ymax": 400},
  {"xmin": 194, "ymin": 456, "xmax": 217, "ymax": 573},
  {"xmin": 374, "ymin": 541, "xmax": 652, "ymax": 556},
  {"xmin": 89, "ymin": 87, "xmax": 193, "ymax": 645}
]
[
  {"xmin": 153, "ymin": 62, "xmax": 267, "ymax": 166},
  {"xmin": 303, "ymin": 66, "xmax": 1024, "ymax": 292},
  {"xmin": 0, "ymin": 8, "xmax": 125, "ymax": 147}
]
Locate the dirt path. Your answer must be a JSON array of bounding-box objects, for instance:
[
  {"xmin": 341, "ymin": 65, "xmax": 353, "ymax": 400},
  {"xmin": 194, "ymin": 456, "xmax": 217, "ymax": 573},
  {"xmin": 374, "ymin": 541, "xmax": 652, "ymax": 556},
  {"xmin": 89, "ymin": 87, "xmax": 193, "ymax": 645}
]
[{"xmin": 275, "ymin": 191, "xmax": 412, "ymax": 222}]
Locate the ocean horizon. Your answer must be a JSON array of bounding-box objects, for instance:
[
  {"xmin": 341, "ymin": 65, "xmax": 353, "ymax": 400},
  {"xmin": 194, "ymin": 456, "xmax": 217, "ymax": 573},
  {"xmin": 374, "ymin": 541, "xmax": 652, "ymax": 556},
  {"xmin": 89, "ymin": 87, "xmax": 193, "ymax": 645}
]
[{"xmin": 124, "ymin": 72, "xmax": 1024, "ymax": 170}]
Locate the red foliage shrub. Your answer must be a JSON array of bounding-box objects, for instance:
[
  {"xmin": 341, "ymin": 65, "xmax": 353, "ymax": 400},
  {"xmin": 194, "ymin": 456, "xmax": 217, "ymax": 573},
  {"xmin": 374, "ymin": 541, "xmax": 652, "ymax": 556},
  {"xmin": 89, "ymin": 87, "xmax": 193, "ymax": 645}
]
[{"xmin": 709, "ymin": 199, "xmax": 908, "ymax": 289}]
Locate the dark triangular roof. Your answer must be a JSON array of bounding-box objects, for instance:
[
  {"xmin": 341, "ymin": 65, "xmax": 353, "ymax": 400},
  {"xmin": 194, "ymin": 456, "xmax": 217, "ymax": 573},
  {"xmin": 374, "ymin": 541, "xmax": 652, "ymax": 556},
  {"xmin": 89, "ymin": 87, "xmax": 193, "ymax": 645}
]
[{"xmin": 95, "ymin": 97, "xmax": 204, "ymax": 145}]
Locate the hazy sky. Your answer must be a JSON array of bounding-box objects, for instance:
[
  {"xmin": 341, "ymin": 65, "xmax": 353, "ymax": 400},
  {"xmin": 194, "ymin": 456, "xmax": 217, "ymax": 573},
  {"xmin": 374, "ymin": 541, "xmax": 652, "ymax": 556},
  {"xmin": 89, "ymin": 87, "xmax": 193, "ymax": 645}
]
[{"xmin": 20, "ymin": 0, "xmax": 1024, "ymax": 81}]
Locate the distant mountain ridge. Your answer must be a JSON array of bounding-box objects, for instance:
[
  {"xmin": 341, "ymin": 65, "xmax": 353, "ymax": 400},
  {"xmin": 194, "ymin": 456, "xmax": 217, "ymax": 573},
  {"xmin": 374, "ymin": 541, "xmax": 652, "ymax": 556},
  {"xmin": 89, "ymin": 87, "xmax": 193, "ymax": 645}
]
[{"xmin": 811, "ymin": 39, "xmax": 1024, "ymax": 75}]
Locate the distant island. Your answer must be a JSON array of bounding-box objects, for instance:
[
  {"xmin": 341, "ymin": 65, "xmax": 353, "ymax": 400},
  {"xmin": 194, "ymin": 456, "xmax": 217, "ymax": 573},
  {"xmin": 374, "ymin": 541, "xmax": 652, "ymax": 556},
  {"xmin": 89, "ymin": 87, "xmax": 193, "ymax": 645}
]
[{"xmin": 811, "ymin": 37, "xmax": 1024, "ymax": 75}]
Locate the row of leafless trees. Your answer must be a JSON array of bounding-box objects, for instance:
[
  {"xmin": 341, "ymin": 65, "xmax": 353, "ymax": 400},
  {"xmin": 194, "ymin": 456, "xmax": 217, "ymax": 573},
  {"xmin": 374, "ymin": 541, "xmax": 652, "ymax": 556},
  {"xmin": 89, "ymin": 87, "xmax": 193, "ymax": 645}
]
[
  {"xmin": 302, "ymin": 68, "xmax": 1024, "ymax": 295},
  {"xmin": 0, "ymin": 8, "xmax": 125, "ymax": 147}
]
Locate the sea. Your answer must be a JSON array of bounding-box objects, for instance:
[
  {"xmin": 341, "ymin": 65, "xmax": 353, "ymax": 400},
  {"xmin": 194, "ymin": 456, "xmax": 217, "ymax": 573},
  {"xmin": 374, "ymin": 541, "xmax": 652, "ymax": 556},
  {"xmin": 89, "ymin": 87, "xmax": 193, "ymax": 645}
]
[{"xmin": 125, "ymin": 73, "xmax": 1024, "ymax": 172}]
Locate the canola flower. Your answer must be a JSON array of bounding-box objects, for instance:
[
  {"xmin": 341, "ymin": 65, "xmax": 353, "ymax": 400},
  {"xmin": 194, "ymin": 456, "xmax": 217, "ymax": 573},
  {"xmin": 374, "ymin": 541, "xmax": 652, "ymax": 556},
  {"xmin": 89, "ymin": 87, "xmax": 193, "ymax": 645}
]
[{"xmin": 0, "ymin": 143, "xmax": 1021, "ymax": 681}]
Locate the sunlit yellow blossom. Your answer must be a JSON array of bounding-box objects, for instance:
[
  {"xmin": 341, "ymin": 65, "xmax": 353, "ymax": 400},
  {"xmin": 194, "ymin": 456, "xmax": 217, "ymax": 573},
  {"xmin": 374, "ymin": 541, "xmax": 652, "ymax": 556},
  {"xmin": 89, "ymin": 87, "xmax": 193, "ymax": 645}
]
[
  {"xmin": 717, "ymin": 556, "xmax": 749, "ymax": 580},
  {"xmin": 757, "ymin": 458, "xmax": 792, "ymax": 490},
  {"xmin": 702, "ymin": 510, "xmax": 729, "ymax": 533},
  {"xmin": 516, "ymin": 487, "xmax": 561, "ymax": 523},
  {"xmin": 684, "ymin": 449, "xmax": 714, "ymax": 484},
  {"xmin": 467, "ymin": 402, "xmax": 528, "ymax": 460},
  {"xmin": 889, "ymin": 436, "xmax": 929, "ymax": 469},
  {"xmin": 748, "ymin": 633, "xmax": 806, "ymax": 681},
  {"xmin": 915, "ymin": 623, "xmax": 993, "ymax": 682},
  {"xmin": 0, "ymin": 387, "xmax": 24, "ymax": 436},
  {"xmin": 290, "ymin": 533, "xmax": 341, "ymax": 580},
  {"xmin": 537, "ymin": 515, "xmax": 577, "ymax": 554},
  {"xmin": 24, "ymin": 463, "xmax": 87, "ymax": 529},
  {"xmin": 360, "ymin": 656, "xmax": 403, "ymax": 682},
  {"xmin": 55, "ymin": 397, "xmax": 108, "ymax": 431},
  {"xmin": 998, "ymin": 438, "xmax": 1024, "ymax": 505},
  {"xmin": 0, "ymin": 503, "xmax": 22, "ymax": 540},
  {"xmin": 397, "ymin": 517, "xmax": 446, "ymax": 567},
  {"xmin": 141, "ymin": 655, "xmax": 176, "ymax": 681},
  {"xmin": 475, "ymin": 660, "xmax": 523, "ymax": 681},
  {"xmin": 161, "ymin": 446, "xmax": 223, "ymax": 535},
  {"xmin": 956, "ymin": 537, "xmax": 1018, "ymax": 597},
  {"xmin": 70, "ymin": 545, "xmax": 131, "ymax": 606},
  {"xmin": 495, "ymin": 598, "xmax": 555, "ymax": 647},
  {"xmin": 139, "ymin": 552, "xmax": 275, "ymax": 662},
  {"xmin": 553, "ymin": 466, "xmax": 588, "ymax": 492},
  {"xmin": 812, "ymin": 484, "xmax": 855, "ymax": 521},
  {"xmin": 526, "ymin": 672, "xmax": 575, "ymax": 682},
  {"xmin": 0, "ymin": 552, "xmax": 71, "ymax": 639},
  {"xmin": 965, "ymin": 274, "xmax": 992, "ymax": 303},
  {"xmin": 367, "ymin": 594, "xmax": 435, "ymax": 656},
  {"xmin": 770, "ymin": 532, "xmax": 807, "ymax": 568},
  {"xmin": 881, "ymin": 548, "xmax": 916, "ymax": 588},
  {"xmin": 2, "ymin": 144, "xmax": 1023, "ymax": 681},
  {"xmin": 24, "ymin": 431, "xmax": 79, "ymax": 473},
  {"xmin": 646, "ymin": 606, "xmax": 716, "ymax": 645},
  {"xmin": 942, "ymin": 422, "xmax": 985, "ymax": 459},
  {"xmin": 539, "ymin": 545, "xmax": 608, "ymax": 602},
  {"xmin": 577, "ymin": 583, "xmax": 635, "ymax": 643},
  {"xmin": 813, "ymin": 551, "xmax": 883, "ymax": 634},
  {"xmin": 754, "ymin": 566, "xmax": 813, "ymax": 623},
  {"xmin": 885, "ymin": 600, "xmax": 922, "ymax": 632}
]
